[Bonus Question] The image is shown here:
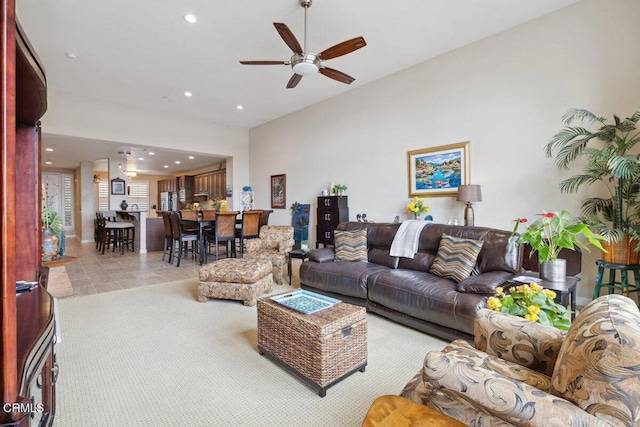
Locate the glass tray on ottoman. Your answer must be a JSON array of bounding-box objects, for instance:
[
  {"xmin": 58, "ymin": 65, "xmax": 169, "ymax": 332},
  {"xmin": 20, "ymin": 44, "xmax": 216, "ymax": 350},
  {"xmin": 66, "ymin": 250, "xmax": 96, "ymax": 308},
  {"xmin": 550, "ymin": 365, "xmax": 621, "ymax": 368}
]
[{"xmin": 270, "ymin": 290, "xmax": 341, "ymax": 314}]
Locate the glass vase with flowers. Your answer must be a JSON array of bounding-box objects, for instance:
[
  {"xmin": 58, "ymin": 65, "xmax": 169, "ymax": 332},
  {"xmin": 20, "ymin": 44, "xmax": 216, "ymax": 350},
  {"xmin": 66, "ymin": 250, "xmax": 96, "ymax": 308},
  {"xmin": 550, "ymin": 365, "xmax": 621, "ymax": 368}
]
[{"xmin": 406, "ymin": 197, "xmax": 430, "ymax": 220}]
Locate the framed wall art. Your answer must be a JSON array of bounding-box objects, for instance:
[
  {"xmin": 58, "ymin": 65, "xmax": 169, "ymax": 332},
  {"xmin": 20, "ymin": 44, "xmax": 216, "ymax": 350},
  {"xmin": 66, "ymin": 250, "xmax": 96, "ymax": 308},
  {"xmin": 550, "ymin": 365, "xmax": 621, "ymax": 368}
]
[
  {"xmin": 271, "ymin": 174, "xmax": 286, "ymax": 209},
  {"xmin": 111, "ymin": 177, "xmax": 126, "ymax": 195},
  {"xmin": 407, "ymin": 141, "xmax": 470, "ymax": 197}
]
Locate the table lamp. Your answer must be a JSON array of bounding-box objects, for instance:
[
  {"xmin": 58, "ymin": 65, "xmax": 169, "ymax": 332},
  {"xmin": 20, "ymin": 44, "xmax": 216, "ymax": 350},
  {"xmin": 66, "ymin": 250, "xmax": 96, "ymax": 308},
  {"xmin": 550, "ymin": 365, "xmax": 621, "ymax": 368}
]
[{"xmin": 456, "ymin": 185, "xmax": 482, "ymax": 226}]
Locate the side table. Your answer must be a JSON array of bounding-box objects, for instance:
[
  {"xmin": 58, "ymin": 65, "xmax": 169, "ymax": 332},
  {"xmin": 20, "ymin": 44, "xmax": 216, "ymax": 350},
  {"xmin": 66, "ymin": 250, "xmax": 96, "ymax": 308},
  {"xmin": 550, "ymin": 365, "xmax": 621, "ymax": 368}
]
[
  {"xmin": 288, "ymin": 249, "xmax": 309, "ymax": 285},
  {"xmin": 508, "ymin": 272, "xmax": 580, "ymax": 320}
]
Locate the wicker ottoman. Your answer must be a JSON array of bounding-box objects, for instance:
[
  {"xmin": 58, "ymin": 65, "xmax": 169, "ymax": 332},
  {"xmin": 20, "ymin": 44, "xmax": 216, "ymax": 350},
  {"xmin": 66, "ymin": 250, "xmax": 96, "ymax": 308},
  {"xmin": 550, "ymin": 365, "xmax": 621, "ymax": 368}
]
[
  {"xmin": 198, "ymin": 258, "xmax": 272, "ymax": 306},
  {"xmin": 257, "ymin": 293, "xmax": 367, "ymax": 397}
]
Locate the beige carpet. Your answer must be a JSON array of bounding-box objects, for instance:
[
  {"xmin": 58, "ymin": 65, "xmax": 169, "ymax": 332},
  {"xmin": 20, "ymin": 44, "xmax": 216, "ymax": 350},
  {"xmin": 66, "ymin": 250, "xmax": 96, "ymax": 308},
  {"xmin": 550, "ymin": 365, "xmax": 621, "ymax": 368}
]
[{"xmin": 55, "ymin": 278, "xmax": 446, "ymax": 427}]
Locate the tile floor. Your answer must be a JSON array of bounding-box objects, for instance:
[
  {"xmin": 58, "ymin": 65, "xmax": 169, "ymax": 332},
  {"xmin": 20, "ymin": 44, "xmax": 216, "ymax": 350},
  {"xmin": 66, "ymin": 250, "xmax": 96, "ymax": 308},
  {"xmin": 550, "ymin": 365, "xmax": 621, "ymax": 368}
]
[
  {"xmin": 63, "ymin": 237, "xmax": 201, "ymax": 297},
  {"xmin": 62, "ymin": 237, "xmax": 302, "ymax": 297}
]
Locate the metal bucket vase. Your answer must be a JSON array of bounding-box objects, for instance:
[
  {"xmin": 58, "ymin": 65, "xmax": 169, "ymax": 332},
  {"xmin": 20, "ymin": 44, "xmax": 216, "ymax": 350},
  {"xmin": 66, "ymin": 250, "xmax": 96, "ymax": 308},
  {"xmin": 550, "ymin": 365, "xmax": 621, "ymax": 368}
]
[{"xmin": 540, "ymin": 259, "xmax": 566, "ymax": 282}]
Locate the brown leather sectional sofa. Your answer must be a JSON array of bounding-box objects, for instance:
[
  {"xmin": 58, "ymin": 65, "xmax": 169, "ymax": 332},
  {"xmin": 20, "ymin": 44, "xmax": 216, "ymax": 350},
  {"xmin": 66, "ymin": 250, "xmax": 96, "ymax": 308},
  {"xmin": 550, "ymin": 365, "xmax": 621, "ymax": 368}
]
[{"xmin": 299, "ymin": 221, "xmax": 522, "ymax": 341}]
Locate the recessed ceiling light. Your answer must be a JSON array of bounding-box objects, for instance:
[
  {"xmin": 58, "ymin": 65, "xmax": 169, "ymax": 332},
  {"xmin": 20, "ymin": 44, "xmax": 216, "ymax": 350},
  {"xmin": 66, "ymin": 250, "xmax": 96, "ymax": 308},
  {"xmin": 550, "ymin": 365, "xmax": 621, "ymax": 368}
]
[
  {"xmin": 175, "ymin": 160, "xmax": 181, "ymax": 164},
  {"xmin": 138, "ymin": 157, "xmax": 144, "ymax": 161},
  {"xmin": 184, "ymin": 14, "xmax": 197, "ymax": 24},
  {"xmin": 45, "ymin": 147, "xmax": 53, "ymax": 152},
  {"xmin": 45, "ymin": 161, "xmax": 52, "ymax": 165},
  {"xmin": 188, "ymin": 156, "xmax": 195, "ymax": 160},
  {"xmin": 184, "ymin": 91, "xmax": 192, "ymax": 97},
  {"xmin": 149, "ymin": 152, "xmax": 155, "ymax": 155},
  {"xmin": 65, "ymin": 52, "xmax": 77, "ymax": 59},
  {"xmin": 163, "ymin": 165, "xmax": 169, "ymax": 168},
  {"xmin": 236, "ymin": 105, "xmax": 244, "ymax": 110}
]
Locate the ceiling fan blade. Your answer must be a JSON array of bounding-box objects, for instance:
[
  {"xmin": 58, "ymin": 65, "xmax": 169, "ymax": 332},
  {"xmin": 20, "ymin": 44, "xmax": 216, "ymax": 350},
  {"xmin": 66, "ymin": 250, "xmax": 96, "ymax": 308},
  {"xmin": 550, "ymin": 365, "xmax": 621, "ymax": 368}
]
[
  {"xmin": 286, "ymin": 74, "xmax": 303, "ymax": 89},
  {"xmin": 319, "ymin": 36, "xmax": 367, "ymax": 61},
  {"xmin": 274, "ymin": 23, "xmax": 303, "ymax": 54},
  {"xmin": 319, "ymin": 67, "xmax": 355, "ymax": 85},
  {"xmin": 239, "ymin": 60, "xmax": 289, "ymax": 65}
]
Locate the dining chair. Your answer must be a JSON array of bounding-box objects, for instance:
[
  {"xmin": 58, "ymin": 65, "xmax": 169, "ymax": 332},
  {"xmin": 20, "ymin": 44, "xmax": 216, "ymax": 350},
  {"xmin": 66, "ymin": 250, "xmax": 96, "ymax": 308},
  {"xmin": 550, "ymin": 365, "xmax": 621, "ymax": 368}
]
[
  {"xmin": 206, "ymin": 211, "xmax": 239, "ymax": 262},
  {"xmin": 161, "ymin": 211, "xmax": 174, "ymax": 262},
  {"xmin": 169, "ymin": 211, "xmax": 199, "ymax": 267},
  {"xmin": 95, "ymin": 212, "xmax": 117, "ymax": 254},
  {"xmin": 259, "ymin": 209, "xmax": 273, "ymax": 229},
  {"xmin": 236, "ymin": 210, "xmax": 262, "ymax": 256},
  {"xmin": 179, "ymin": 209, "xmax": 199, "ymax": 233}
]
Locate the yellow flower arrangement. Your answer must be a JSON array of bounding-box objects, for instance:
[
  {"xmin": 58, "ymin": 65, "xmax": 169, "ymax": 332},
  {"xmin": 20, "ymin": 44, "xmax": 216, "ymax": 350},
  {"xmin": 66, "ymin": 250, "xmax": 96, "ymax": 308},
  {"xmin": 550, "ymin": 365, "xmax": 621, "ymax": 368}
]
[
  {"xmin": 487, "ymin": 283, "xmax": 570, "ymax": 330},
  {"xmin": 406, "ymin": 197, "xmax": 431, "ymax": 219}
]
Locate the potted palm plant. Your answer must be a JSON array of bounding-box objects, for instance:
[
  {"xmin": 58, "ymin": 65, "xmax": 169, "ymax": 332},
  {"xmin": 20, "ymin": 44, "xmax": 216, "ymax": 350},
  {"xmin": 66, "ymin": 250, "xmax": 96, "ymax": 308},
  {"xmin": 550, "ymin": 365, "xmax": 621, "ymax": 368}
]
[{"xmin": 545, "ymin": 107, "xmax": 640, "ymax": 264}]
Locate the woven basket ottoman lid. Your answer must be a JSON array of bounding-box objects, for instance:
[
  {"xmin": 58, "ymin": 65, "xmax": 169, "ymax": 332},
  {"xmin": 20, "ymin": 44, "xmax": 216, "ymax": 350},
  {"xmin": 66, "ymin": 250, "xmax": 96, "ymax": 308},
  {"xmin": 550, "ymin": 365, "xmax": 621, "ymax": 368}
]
[
  {"xmin": 199, "ymin": 258, "xmax": 271, "ymax": 284},
  {"xmin": 259, "ymin": 296, "xmax": 366, "ymax": 339}
]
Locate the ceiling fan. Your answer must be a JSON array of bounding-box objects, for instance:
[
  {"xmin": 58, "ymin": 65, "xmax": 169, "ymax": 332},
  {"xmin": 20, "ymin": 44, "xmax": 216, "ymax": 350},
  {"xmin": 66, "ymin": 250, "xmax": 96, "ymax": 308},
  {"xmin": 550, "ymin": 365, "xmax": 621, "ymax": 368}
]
[{"xmin": 240, "ymin": 0, "xmax": 366, "ymax": 89}]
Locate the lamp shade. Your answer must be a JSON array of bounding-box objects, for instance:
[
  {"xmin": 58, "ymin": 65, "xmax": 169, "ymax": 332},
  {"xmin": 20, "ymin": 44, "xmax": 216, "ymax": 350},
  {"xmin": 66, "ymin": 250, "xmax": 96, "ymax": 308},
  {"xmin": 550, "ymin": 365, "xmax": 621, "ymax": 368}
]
[{"xmin": 456, "ymin": 185, "xmax": 482, "ymax": 202}]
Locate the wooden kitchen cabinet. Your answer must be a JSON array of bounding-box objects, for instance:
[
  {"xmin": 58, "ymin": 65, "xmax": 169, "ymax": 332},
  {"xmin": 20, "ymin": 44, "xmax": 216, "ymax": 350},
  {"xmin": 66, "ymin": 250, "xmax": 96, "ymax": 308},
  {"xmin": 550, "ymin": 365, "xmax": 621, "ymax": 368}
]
[{"xmin": 177, "ymin": 175, "xmax": 194, "ymax": 202}]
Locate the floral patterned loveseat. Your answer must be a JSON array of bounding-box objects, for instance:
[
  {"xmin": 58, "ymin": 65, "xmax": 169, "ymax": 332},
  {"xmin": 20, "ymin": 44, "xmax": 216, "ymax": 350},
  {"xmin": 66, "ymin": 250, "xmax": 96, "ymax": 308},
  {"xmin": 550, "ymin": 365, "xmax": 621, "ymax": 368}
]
[{"xmin": 401, "ymin": 294, "xmax": 640, "ymax": 426}]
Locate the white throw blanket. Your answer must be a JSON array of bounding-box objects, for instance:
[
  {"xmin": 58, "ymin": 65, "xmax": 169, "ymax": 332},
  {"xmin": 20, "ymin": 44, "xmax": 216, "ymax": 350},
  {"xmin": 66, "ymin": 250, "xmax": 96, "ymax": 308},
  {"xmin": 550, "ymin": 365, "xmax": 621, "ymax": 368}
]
[{"xmin": 389, "ymin": 220, "xmax": 430, "ymax": 258}]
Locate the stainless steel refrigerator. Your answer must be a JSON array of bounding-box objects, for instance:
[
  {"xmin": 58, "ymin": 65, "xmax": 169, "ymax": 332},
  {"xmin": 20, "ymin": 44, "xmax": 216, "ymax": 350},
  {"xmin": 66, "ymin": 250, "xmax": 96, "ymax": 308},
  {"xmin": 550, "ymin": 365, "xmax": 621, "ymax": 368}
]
[{"xmin": 160, "ymin": 192, "xmax": 178, "ymax": 211}]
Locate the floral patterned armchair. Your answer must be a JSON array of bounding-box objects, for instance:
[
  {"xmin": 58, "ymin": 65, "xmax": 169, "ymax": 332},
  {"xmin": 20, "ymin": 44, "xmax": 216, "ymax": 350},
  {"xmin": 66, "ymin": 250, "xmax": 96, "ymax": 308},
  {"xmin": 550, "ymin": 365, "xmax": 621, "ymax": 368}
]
[
  {"xmin": 243, "ymin": 225, "xmax": 294, "ymax": 285},
  {"xmin": 401, "ymin": 294, "xmax": 640, "ymax": 426}
]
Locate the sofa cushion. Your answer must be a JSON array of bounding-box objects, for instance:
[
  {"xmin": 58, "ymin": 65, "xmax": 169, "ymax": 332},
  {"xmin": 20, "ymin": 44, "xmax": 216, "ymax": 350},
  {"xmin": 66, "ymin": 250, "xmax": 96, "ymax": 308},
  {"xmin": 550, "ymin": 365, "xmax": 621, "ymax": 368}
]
[
  {"xmin": 299, "ymin": 259, "xmax": 388, "ymax": 300},
  {"xmin": 367, "ymin": 269, "xmax": 486, "ymax": 335},
  {"xmin": 307, "ymin": 247, "xmax": 336, "ymax": 263},
  {"xmin": 550, "ymin": 294, "xmax": 640, "ymax": 425},
  {"xmin": 338, "ymin": 222, "xmax": 400, "ymax": 268},
  {"xmin": 429, "ymin": 234, "xmax": 483, "ymax": 283},
  {"xmin": 334, "ymin": 229, "xmax": 368, "ymax": 262},
  {"xmin": 456, "ymin": 271, "xmax": 514, "ymax": 294}
]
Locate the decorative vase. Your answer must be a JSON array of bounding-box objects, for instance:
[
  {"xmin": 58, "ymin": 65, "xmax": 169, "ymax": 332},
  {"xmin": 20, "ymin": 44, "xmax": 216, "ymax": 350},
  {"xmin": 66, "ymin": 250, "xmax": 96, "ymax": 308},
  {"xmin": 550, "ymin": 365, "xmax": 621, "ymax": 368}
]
[
  {"xmin": 120, "ymin": 200, "xmax": 128, "ymax": 210},
  {"xmin": 413, "ymin": 213, "xmax": 420, "ymax": 220},
  {"xmin": 41, "ymin": 228, "xmax": 59, "ymax": 262},
  {"xmin": 540, "ymin": 259, "xmax": 566, "ymax": 282}
]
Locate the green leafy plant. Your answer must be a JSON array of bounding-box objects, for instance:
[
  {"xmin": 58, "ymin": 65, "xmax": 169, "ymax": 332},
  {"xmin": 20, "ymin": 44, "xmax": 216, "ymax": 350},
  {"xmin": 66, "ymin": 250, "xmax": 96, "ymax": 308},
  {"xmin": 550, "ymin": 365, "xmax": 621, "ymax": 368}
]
[
  {"xmin": 544, "ymin": 107, "xmax": 640, "ymax": 243},
  {"xmin": 41, "ymin": 205, "xmax": 62, "ymax": 237},
  {"xmin": 487, "ymin": 283, "xmax": 571, "ymax": 330},
  {"xmin": 332, "ymin": 184, "xmax": 347, "ymax": 195},
  {"xmin": 511, "ymin": 210, "xmax": 606, "ymax": 262}
]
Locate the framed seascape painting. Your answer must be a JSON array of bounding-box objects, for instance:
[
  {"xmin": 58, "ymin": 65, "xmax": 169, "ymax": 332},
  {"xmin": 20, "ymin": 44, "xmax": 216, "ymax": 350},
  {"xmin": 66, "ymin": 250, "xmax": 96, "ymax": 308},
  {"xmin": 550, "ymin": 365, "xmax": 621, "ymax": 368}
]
[
  {"xmin": 271, "ymin": 174, "xmax": 286, "ymax": 209},
  {"xmin": 407, "ymin": 141, "xmax": 470, "ymax": 197}
]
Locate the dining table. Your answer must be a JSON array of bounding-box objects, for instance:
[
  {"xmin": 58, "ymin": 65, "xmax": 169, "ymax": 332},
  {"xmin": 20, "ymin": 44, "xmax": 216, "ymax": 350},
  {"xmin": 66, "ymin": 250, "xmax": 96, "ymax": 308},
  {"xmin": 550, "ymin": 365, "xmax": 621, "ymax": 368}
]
[
  {"xmin": 181, "ymin": 216, "xmax": 244, "ymax": 265},
  {"xmin": 181, "ymin": 218, "xmax": 215, "ymax": 265}
]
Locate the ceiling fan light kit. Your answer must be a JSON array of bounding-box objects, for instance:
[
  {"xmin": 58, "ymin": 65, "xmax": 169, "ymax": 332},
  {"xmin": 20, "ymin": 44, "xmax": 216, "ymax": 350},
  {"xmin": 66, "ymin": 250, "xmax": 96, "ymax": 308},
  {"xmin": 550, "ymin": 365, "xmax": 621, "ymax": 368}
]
[{"xmin": 240, "ymin": 0, "xmax": 366, "ymax": 88}]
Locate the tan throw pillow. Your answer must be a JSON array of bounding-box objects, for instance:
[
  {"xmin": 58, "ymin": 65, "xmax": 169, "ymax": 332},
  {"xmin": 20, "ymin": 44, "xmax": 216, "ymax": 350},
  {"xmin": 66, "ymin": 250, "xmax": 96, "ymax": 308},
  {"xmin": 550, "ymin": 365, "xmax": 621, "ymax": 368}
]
[
  {"xmin": 429, "ymin": 234, "xmax": 483, "ymax": 283},
  {"xmin": 334, "ymin": 229, "xmax": 368, "ymax": 262},
  {"xmin": 550, "ymin": 294, "xmax": 640, "ymax": 425}
]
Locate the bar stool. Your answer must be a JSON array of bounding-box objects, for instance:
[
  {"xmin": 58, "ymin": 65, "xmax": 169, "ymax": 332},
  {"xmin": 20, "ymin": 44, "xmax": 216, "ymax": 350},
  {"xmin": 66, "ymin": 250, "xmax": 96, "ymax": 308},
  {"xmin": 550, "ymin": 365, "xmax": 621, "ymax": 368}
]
[{"xmin": 593, "ymin": 260, "xmax": 640, "ymax": 302}]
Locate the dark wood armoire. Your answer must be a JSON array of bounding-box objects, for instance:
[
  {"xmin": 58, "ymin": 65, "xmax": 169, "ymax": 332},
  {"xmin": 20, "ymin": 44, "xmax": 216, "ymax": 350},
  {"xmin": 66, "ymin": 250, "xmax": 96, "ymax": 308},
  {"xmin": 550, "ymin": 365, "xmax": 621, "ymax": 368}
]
[{"xmin": 1, "ymin": 2, "xmax": 56, "ymax": 426}]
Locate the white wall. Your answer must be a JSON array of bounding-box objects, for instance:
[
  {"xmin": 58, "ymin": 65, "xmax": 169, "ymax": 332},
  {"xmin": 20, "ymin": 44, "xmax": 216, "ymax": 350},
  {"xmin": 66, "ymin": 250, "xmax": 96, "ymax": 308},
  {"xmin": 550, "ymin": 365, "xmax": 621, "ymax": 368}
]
[
  {"xmin": 41, "ymin": 90, "xmax": 251, "ymax": 210},
  {"xmin": 249, "ymin": 0, "xmax": 640, "ymax": 301}
]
